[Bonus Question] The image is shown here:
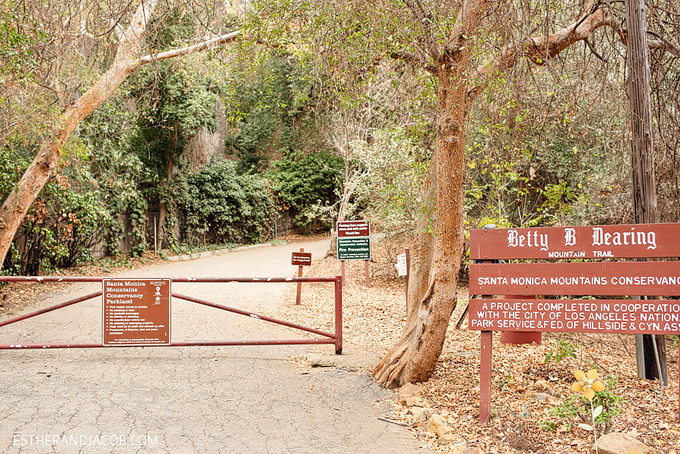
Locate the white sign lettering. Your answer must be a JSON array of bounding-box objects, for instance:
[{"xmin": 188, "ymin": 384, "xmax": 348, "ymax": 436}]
[
  {"xmin": 507, "ymin": 230, "xmax": 549, "ymax": 251},
  {"xmin": 591, "ymin": 227, "xmax": 656, "ymax": 250}
]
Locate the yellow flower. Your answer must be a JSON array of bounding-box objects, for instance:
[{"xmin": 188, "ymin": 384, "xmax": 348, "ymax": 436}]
[
  {"xmin": 584, "ymin": 387, "xmax": 596, "ymax": 400},
  {"xmin": 572, "ymin": 369, "xmax": 606, "ymax": 401}
]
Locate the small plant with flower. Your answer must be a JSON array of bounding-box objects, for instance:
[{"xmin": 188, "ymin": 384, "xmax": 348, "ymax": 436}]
[
  {"xmin": 572, "ymin": 369, "xmax": 605, "ymax": 453},
  {"xmin": 546, "ymin": 368, "xmax": 624, "ymax": 452},
  {"xmin": 571, "ymin": 369, "xmax": 606, "ymax": 400}
]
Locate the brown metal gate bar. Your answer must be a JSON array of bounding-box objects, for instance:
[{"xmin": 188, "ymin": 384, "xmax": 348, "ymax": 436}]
[{"xmin": 0, "ymin": 276, "xmax": 343, "ymax": 354}]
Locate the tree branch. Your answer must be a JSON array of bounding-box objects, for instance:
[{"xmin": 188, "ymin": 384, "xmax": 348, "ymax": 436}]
[
  {"xmin": 389, "ymin": 50, "xmax": 437, "ymax": 74},
  {"xmin": 468, "ymin": 3, "xmax": 614, "ymax": 102},
  {"xmin": 445, "ymin": 0, "xmax": 493, "ymax": 61},
  {"xmin": 401, "ymin": 0, "xmax": 441, "ymax": 63},
  {"xmin": 130, "ymin": 30, "xmax": 242, "ymax": 69}
]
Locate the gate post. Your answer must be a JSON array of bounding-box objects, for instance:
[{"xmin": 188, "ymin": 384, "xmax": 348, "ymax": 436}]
[{"xmin": 334, "ymin": 276, "xmax": 343, "ymax": 354}]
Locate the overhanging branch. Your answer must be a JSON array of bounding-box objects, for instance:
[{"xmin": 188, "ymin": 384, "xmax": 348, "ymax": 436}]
[
  {"xmin": 130, "ymin": 30, "xmax": 242, "ymax": 69},
  {"xmin": 468, "ymin": 5, "xmax": 614, "ymax": 102}
]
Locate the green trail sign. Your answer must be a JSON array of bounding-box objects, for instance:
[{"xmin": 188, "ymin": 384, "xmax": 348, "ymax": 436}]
[{"xmin": 337, "ymin": 237, "xmax": 371, "ymax": 260}]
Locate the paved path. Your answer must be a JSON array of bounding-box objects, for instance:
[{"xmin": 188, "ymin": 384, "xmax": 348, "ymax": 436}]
[{"xmin": 0, "ymin": 240, "xmax": 430, "ymax": 454}]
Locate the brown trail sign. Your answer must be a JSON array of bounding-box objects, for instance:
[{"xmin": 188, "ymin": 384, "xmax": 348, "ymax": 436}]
[
  {"xmin": 471, "ymin": 261, "xmax": 680, "ymax": 296},
  {"xmin": 470, "ymin": 223, "xmax": 680, "ymax": 260},
  {"xmin": 468, "ymin": 223, "xmax": 680, "ymax": 423}
]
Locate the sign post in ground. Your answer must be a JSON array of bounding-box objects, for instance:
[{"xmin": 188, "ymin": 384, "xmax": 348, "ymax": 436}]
[{"xmin": 291, "ymin": 248, "xmax": 312, "ymax": 305}]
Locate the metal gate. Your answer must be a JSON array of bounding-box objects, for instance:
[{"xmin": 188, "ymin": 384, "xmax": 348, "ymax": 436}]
[{"xmin": 0, "ymin": 276, "xmax": 343, "ymax": 354}]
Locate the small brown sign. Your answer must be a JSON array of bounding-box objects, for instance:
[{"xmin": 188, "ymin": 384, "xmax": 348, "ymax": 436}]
[
  {"xmin": 337, "ymin": 220, "xmax": 370, "ymax": 238},
  {"xmin": 292, "ymin": 252, "xmax": 312, "ymax": 266},
  {"xmin": 470, "ymin": 223, "xmax": 680, "ymax": 260},
  {"xmin": 103, "ymin": 279, "xmax": 171, "ymax": 345},
  {"xmin": 468, "ymin": 299, "xmax": 680, "ymax": 335}
]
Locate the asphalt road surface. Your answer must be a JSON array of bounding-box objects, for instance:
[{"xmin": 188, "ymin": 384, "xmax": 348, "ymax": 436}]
[{"xmin": 0, "ymin": 239, "xmax": 431, "ymax": 454}]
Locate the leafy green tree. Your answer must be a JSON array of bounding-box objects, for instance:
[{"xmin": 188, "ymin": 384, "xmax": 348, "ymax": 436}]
[
  {"xmin": 267, "ymin": 150, "xmax": 343, "ymax": 231},
  {"xmin": 246, "ymin": 0, "xmax": 669, "ymax": 388},
  {"xmin": 0, "ymin": 0, "xmax": 243, "ymax": 269}
]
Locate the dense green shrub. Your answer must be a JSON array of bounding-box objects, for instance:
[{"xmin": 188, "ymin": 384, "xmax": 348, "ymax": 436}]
[
  {"xmin": 266, "ymin": 151, "xmax": 343, "ymax": 231},
  {"xmin": 182, "ymin": 160, "xmax": 275, "ymax": 245},
  {"xmin": 0, "ymin": 147, "xmax": 106, "ymax": 274},
  {"xmin": 82, "ymin": 98, "xmax": 150, "ymax": 256}
]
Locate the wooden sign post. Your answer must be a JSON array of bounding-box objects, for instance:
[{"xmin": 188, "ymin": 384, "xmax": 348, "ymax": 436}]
[
  {"xmin": 468, "ymin": 223, "xmax": 680, "ymax": 423},
  {"xmin": 292, "ymin": 249, "xmax": 312, "ymax": 305}
]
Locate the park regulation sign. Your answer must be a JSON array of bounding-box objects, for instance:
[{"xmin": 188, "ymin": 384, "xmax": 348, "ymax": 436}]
[
  {"xmin": 337, "ymin": 220, "xmax": 371, "ymax": 260},
  {"xmin": 103, "ymin": 278, "xmax": 171, "ymax": 345}
]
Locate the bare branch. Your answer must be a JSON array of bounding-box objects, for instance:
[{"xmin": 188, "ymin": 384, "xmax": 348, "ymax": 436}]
[
  {"xmin": 130, "ymin": 31, "xmax": 242, "ymax": 69},
  {"xmin": 468, "ymin": 3, "xmax": 615, "ymax": 102},
  {"xmin": 585, "ymin": 37, "xmax": 606, "ymax": 61}
]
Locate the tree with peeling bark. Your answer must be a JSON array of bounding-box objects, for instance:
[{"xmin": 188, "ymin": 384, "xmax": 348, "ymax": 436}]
[
  {"xmin": 0, "ymin": 0, "xmax": 242, "ymax": 267},
  {"xmin": 373, "ymin": 1, "xmax": 624, "ymax": 389},
  {"xmin": 247, "ymin": 0, "xmax": 651, "ymax": 388}
]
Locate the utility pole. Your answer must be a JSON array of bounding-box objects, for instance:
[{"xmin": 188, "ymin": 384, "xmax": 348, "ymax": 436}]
[{"xmin": 626, "ymin": 0, "xmax": 667, "ymax": 383}]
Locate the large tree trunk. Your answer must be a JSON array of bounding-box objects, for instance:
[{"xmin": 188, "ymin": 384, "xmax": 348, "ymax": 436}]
[
  {"xmin": 373, "ymin": 0, "xmax": 491, "ymax": 388},
  {"xmin": 373, "ymin": 65, "xmax": 470, "ymax": 387}
]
